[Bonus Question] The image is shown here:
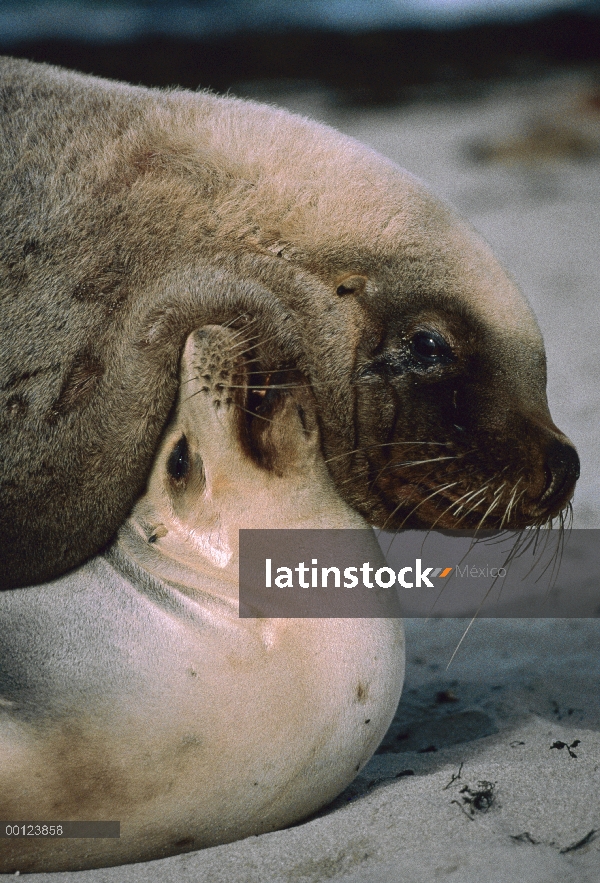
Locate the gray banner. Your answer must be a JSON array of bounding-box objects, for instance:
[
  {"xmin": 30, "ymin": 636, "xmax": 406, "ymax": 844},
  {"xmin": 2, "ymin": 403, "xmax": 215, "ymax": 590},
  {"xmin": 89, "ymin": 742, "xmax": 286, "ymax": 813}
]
[
  {"xmin": 0, "ymin": 822, "xmax": 120, "ymax": 838},
  {"xmin": 238, "ymin": 529, "xmax": 600, "ymax": 618}
]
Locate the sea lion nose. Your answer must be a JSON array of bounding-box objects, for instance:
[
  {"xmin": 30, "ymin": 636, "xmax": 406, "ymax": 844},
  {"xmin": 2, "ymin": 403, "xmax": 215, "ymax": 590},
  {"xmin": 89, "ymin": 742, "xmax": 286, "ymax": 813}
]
[{"xmin": 540, "ymin": 438, "xmax": 580, "ymax": 510}]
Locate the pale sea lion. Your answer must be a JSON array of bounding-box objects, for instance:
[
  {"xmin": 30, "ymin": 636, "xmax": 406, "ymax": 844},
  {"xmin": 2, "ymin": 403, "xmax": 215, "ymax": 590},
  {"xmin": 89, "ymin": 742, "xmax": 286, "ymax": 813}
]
[
  {"xmin": 0, "ymin": 325, "xmax": 405, "ymax": 873},
  {"xmin": 0, "ymin": 56, "xmax": 579, "ymax": 590}
]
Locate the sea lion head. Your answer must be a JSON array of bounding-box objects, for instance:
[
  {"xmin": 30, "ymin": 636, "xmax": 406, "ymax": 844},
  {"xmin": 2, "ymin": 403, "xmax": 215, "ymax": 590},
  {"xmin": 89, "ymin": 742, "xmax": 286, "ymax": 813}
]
[
  {"xmin": 304, "ymin": 187, "xmax": 580, "ymax": 532},
  {"xmin": 202, "ymin": 125, "xmax": 579, "ymax": 533}
]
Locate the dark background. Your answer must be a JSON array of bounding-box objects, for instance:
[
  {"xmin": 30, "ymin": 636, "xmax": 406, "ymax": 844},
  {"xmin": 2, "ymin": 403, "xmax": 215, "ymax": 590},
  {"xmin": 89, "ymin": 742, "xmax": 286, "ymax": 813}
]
[{"xmin": 2, "ymin": 1, "xmax": 600, "ymax": 105}]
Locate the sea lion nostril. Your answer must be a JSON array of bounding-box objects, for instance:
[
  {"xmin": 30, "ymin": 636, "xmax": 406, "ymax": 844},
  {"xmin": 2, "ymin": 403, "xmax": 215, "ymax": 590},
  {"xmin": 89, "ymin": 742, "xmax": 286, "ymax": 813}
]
[{"xmin": 541, "ymin": 439, "xmax": 580, "ymax": 505}]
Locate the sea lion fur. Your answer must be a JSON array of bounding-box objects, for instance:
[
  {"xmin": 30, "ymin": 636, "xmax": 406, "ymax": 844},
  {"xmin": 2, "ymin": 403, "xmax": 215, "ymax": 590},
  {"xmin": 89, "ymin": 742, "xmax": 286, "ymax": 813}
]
[{"xmin": 0, "ymin": 56, "xmax": 579, "ymax": 588}]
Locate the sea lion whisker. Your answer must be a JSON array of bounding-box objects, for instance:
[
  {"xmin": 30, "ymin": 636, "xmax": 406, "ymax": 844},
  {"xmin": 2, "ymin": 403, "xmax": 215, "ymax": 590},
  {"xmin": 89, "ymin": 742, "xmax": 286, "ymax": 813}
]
[
  {"xmin": 450, "ymin": 477, "xmax": 492, "ymax": 509},
  {"xmin": 508, "ymin": 524, "xmax": 554, "ymax": 586},
  {"xmin": 447, "ymin": 516, "xmax": 518, "ymax": 669},
  {"xmin": 564, "ymin": 501, "xmax": 574, "ymax": 531},
  {"xmin": 226, "ymin": 334, "xmax": 265, "ymax": 355},
  {"xmin": 449, "ymin": 487, "xmax": 490, "ymax": 524},
  {"xmin": 231, "ymin": 383, "xmax": 285, "ymax": 390},
  {"xmin": 510, "ymin": 488, "xmax": 528, "ymax": 526},
  {"xmin": 535, "ymin": 528, "xmax": 563, "ymax": 589},
  {"xmin": 549, "ymin": 504, "xmax": 572, "ymax": 585},
  {"xmin": 473, "ymin": 484, "xmax": 506, "ymax": 531},
  {"xmin": 231, "ymin": 402, "xmax": 276, "ymax": 423},
  {"xmin": 223, "ymin": 331, "xmax": 260, "ymax": 352},
  {"xmin": 506, "ymin": 519, "xmax": 542, "ymax": 566},
  {"xmin": 379, "ymin": 498, "xmax": 408, "ymax": 532},
  {"xmin": 225, "ymin": 317, "xmax": 258, "ymax": 338},
  {"xmin": 549, "ymin": 517, "xmax": 567, "ymax": 588},
  {"xmin": 448, "ymin": 466, "xmax": 508, "ymax": 522},
  {"xmin": 381, "ymin": 455, "xmax": 459, "ymax": 471},
  {"xmin": 451, "ymin": 486, "xmax": 488, "ymax": 514},
  {"xmin": 500, "ymin": 479, "xmax": 523, "ymax": 529},
  {"xmin": 397, "ymin": 463, "xmax": 442, "ymax": 488},
  {"xmin": 222, "ymin": 313, "xmax": 255, "ymax": 331},
  {"xmin": 231, "ymin": 328, "xmax": 294, "ymax": 358},
  {"xmin": 508, "ymin": 478, "xmax": 526, "ymax": 517},
  {"xmin": 218, "ymin": 333, "xmax": 268, "ymax": 360},
  {"xmin": 428, "ymin": 485, "xmax": 487, "ymax": 529},
  {"xmin": 447, "ymin": 617, "xmax": 480, "ymax": 669},
  {"xmin": 225, "ymin": 323, "xmax": 262, "ymax": 345},
  {"xmin": 323, "ymin": 441, "xmax": 449, "ymax": 465},
  {"xmin": 366, "ymin": 454, "xmax": 460, "ymax": 495},
  {"xmin": 181, "ymin": 387, "xmax": 212, "ymax": 404},
  {"xmin": 487, "ymin": 480, "xmax": 507, "ymax": 500},
  {"xmin": 391, "ymin": 480, "xmax": 461, "ymax": 531},
  {"xmin": 223, "ymin": 383, "xmax": 306, "ymax": 391},
  {"xmin": 451, "ymin": 481, "xmax": 507, "ymax": 528}
]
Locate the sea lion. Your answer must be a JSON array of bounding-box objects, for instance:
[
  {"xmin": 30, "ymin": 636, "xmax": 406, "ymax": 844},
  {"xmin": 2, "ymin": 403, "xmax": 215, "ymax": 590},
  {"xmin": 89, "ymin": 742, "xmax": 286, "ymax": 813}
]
[
  {"xmin": 0, "ymin": 56, "xmax": 579, "ymax": 589},
  {"xmin": 0, "ymin": 325, "xmax": 405, "ymax": 873}
]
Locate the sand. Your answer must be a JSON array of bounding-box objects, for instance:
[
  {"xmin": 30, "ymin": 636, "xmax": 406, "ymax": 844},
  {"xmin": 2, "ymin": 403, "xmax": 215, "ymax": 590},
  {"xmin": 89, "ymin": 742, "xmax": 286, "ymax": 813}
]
[{"xmin": 19, "ymin": 71, "xmax": 600, "ymax": 881}]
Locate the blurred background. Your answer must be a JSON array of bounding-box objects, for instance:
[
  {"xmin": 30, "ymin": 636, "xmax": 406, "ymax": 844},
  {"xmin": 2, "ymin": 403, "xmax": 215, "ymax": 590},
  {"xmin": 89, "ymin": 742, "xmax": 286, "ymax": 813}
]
[
  {"xmin": 1, "ymin": 1, "xmax": 599, "ymax": 102},
  {"xmin": 2, "ymin": 0, "xmax": 599, "ymax": 525}
]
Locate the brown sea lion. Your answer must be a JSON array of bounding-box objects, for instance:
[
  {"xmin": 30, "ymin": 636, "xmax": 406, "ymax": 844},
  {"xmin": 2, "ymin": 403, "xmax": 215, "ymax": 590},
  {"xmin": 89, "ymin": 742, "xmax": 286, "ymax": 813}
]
[
  {"xmin": 0, "ymin": 56, "xmax": 579, "ymax": 589},
  {"xmin": 0, "ymin": 325, "xmax": 404, "ymax": 872}
]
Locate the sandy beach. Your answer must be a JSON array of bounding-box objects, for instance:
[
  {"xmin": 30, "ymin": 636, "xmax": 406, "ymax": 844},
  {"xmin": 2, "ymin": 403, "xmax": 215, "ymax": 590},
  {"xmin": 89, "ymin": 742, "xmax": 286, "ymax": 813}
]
[{"xmin": 18, "ymin": 72, "xmax": 600, "ymax": 881}]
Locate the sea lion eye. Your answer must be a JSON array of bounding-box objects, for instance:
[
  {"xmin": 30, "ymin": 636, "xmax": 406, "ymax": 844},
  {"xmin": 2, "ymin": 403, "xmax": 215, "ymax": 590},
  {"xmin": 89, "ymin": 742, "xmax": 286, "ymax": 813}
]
[
  {"xmin": 167, "ymin": 435, "xmax": 190, "ymax": 482},
  {"xmin": 410, "ymin": 330, "xmax": 453, "ymax": 366}
]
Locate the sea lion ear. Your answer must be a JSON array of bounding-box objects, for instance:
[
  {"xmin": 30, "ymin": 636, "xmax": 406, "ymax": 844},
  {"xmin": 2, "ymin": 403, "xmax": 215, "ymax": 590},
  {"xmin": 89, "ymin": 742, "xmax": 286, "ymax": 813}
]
[{"xmin": 335, "ymin": 274, "xmax": 368, "ymax": 296}]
